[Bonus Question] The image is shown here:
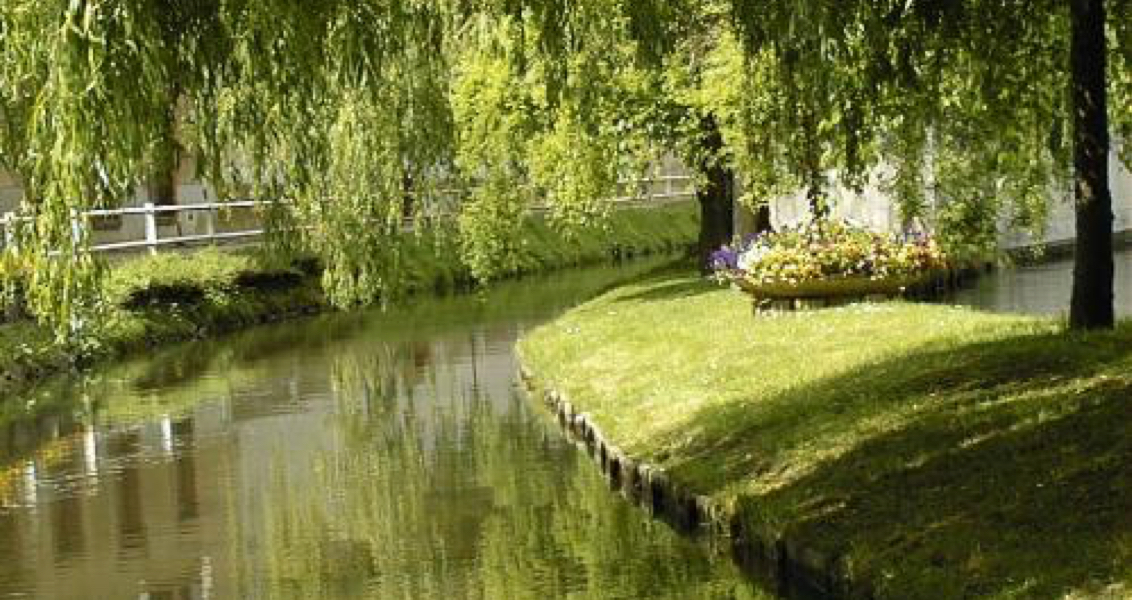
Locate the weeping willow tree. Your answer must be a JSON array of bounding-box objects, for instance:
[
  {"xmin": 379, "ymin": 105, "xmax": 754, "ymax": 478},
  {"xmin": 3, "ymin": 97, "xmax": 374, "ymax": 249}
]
[
  {"xmin": 724, "ymin": 0, "xmax": 1132, "ymax": 328},
  {"xmin": 449, "ymin": 11, "xmax": 656, "ymax": 281},
  {"xmin": 0, "ymin": 0, "xmax": 683, "ymax": 339},
  {"xmin": 450, "ymin": 3, "xmax": 757, "ymax": 273},
  {"xmin": 1, "ymin": 0, "xmax": 1130, "ymax": 337},
  {"xmin": 464, "ymin": 0, "xmax": 1132, "ymax": 326},
  {"xmin": 0, "ymin": 1, "xmax": 466, "ymax": 341}
]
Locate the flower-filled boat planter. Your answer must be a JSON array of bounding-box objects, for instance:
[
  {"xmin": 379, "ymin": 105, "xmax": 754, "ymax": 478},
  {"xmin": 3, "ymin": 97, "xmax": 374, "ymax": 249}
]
[
  {"xmin": 731, "ymin": 271, "xmax": 945, "ymax": 299},
  {"xmin": 711, "ymin": 221, "xmax": 953, "ymax": 311}
]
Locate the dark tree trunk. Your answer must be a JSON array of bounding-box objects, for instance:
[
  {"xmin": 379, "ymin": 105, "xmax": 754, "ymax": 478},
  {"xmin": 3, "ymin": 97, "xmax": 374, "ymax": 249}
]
[
  {"xmin": 402, "ymin": 169, "xmax": 415, "ymax": 221},
  {"xmin": 806, "ymin": 176, "xmax": 827, "ymax": 219},
  {"xmin": 802, "ymin": 104, "xmax": 828, "ymax": 219},
  {"xmin": 752, "ymin": 202, "xmax": 772, "ymax": 236},
  {"xmin": 1068, "ymin": 0, "xmax": 1114, "ymax": 330},
  {"xmin": 695, "ymin": 114, "xmax": 735, "ymax": 273},
  {"xmin": 150, "ymin": 89, "xmax": 181, "ymax": 228},
  {"xmin": 732, "ymin": 196, "xmax": 773, "ymax": 242}
]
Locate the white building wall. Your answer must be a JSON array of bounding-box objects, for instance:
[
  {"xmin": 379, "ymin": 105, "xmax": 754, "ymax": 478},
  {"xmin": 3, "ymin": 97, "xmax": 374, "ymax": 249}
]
[
  {"xmin": 766, "ymin": 144, "xmax": 1132, "ymax": 251},
  {"xmin": 769, "ymin": 170, "xmax": 900, "ymax": 233},
  {"xmin": 1001, "ymin": 144, "xmax": 1132, "ymax": 248}
]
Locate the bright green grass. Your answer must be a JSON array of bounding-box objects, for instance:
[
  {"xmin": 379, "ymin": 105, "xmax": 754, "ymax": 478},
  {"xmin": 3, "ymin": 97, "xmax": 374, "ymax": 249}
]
[{"xmin": 518, "ymin": 268, "xmax": 1132, "ymax": 600}]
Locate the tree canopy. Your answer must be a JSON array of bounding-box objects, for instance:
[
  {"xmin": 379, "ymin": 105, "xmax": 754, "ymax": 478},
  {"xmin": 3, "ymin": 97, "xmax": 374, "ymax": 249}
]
[{"xmin": 1, "ymin": 0, "xmax": 1129, "ymax": 336}]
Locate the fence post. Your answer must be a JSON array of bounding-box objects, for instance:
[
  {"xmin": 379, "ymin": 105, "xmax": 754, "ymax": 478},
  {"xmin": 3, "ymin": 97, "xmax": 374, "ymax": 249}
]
[
  {"xmin": 204, "ymin": 205, "xmax": 216, "ymax": 243},
  {"xmin": 1, "ymin": 212, "xmax": 11, "ymax": 250},
  {"xmin": 202, "ymin": 188, "xmax": 216, "ymax": 244},
  {"xmin": 70, "ymin": 210, "xmax": 82, "ymax": 250},
  {"xmin": 640, "ymin": 174, "xmax": 652, "ymax": 204},
  {"xmin": 144, "ymin": 202, "xmax": 158, "ymax": 255}
]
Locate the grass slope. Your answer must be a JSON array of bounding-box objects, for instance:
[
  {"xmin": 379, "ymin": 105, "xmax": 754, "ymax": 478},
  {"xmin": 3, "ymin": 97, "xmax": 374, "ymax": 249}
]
[
  {"xmin": 518, "ymin": 268, "xmax": 1132, "ymax": 600},
  {"xmin": 399, "ymin": 201, "xmax": 699, "ymax": 291},
  {"xmin": 0, "ymin": 249, "xmax": 326, "ymax": 398}
]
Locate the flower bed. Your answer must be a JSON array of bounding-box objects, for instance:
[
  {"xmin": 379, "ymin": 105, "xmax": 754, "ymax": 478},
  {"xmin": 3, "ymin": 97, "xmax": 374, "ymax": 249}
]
[{"xmin": 711, "ymin": 221, "xmax": 951, "ymax": 304}]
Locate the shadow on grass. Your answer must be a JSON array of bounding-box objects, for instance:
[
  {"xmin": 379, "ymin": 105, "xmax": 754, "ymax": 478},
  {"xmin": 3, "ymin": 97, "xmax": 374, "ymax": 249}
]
[
  {"xmin": 654, "ymin": 324, "xmax": 1132, "ymax": 599},
  {"xmin": 610, "ymin": 270, "xmax": 719, "ymax": 304}
]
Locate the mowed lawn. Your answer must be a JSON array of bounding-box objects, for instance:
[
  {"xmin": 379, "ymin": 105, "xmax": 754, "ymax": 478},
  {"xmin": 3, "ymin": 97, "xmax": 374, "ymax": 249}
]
[{"xmin": 518, "ymin": 268, "xmax": 1132, "ymax": 600}]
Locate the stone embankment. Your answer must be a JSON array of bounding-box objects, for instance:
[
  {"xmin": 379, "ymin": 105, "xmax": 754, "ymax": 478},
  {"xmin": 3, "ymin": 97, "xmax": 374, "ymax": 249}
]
[{"xmin": 520, "ymin": 368, "xmax": 880, "ymax": 600}]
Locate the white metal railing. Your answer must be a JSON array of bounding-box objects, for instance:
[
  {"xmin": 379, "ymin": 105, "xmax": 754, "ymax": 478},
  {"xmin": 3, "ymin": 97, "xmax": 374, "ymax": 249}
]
[
  {"xmin": 0, "ymin": 175, "xmax": 695, "ymax": 255},
  {"xmin": 89, "ymin": 200, "xmax": 265, "ymax": 254},
  {"xmin": 0, "ymin": 200, "xmax": 266, "ymax": 256}
]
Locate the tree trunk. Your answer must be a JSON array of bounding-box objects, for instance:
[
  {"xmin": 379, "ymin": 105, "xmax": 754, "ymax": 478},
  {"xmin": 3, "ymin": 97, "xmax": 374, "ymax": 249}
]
[
  {"xmin": 806, "ymin": 176, "xmax": 827, "ymax": 219},
  {"xmin": 753, "ymin": 202, "xmax": 772, "ymax": 234},
  {"xmin": 150, "ymin": 91, "xmax": 181, "ymax": 228},
  {"xmin": 734, "ymin": 201, "xmax": 773, "ymax": 242},
  {"xmin": 1068, "ymin": 0, "xmax": 1114, "ymax": 330},
  {"xmin": 696, "ymin": 114, "xmax": 735, "ymax": 273},
  {"xmin": 802, "ymin": 104, "xmax": 828, "ymax": 219}
]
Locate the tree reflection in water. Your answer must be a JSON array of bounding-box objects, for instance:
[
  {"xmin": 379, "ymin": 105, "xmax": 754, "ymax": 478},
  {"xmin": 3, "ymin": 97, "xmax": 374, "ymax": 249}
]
[
  {"xmin": 0, "ymin": 258, "xmax": 768, "ymax": 599},
  {"xmin": 252, "ymin": 337, "xmax": 766, "ymax": 600}
]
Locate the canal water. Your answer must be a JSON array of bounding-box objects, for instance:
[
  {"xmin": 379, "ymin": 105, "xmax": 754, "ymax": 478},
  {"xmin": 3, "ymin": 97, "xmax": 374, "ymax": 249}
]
[
  {"xmin": 947, "ymin": 247, "xmax": 1132, "ymax": 317},
  {"xmin": 0, "ymin": 259, "xmax": 769, "ymax": 600}
]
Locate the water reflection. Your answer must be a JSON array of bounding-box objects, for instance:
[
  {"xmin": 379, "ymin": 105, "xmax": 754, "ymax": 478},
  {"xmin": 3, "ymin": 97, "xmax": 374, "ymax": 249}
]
[
  {"xmin": 948, "ymin": 247, "xmax": 1132, "ymax": 317},
  {"xmin": 0, "ymin": 259, "xmax": 767, "ymax": 600},
  {"xmin": 255, "ymin": 388, "xmax": 751, "ymax": 600}
]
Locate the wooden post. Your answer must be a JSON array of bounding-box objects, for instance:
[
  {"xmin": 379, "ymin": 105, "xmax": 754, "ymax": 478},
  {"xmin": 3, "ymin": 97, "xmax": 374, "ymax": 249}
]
[
  {"xmin": 202, "ymin": 189, "xmax": 216, "ymax": 245},
  {"xmin": 144, "ymin": 202, "xmax": 158, "ymax": 255},
  {"xmin": 204, "ymin": 206, "xmax": 216, "ymax": 243},
  {"xmin": 69, "ymin": 210, "xmax": 82, "ymax": 251},
  {"xmin": 1, "ymin": 212, "xmax": 12, "ymax": 250}
]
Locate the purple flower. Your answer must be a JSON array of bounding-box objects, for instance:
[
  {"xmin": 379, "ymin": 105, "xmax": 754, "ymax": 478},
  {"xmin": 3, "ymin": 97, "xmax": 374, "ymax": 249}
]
[{"xmin": 709, "ymin": 246, "xmax": 740, "ymax": 271}]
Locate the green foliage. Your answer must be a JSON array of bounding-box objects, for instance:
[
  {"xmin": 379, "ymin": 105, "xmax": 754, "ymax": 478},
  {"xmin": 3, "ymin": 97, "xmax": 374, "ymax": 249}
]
[
  {"xmin": 0, "ymin": 0, "xmax": 187, "ymax": 339},
  {"xmin": 449, "ymin": 11, "xmax": 663, "ymax": 279},
  {"xmin": 461, "ymin": 201, "xmax": 698, "ymax": 282},
  {"xmin": 104, "ymin": 249, "xmax": 253, "ymax": 308},
  {"xmin": 0, "ymin": 251, "xmax": 324, "ymax": 401},
  {"xmin": 3, "ymin": 0, "xmax": 1129, "ymax": 336}
]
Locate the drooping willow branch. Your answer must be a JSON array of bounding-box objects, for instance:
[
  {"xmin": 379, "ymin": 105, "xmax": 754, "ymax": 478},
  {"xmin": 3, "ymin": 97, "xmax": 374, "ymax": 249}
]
[{"xmin": 1, "ymin": 0, "xmax": 1129, "ymax": 337}]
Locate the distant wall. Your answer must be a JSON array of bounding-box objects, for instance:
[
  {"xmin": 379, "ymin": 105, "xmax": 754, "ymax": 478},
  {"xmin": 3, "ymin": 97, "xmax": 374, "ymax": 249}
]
[
  {"xmin": 1000, "ymin": 144, "xmax": 1132, "ymax": 249},
  {"xmin": 757, "ymin": 142, "xmax": 1132, "ymax": 251},
  {"xmin": 0, "ymin": 170, "xmax": 21, "ymax": 214}
]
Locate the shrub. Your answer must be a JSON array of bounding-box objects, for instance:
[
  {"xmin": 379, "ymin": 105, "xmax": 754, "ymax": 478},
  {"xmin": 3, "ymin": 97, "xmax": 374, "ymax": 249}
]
[{"xmin": 105, "ymin": 249, "xmax": 250, "ymax": 309}]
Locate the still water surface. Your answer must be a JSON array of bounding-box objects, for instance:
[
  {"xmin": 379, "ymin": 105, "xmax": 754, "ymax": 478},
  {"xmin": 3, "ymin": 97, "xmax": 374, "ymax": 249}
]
[
  {"xmin": 0, "ymin": 260, "xmax": 768, "ymax": 600},
  {"xmin": 948, "ymin": 247, "xmax": 1132, "ymax": 317}
]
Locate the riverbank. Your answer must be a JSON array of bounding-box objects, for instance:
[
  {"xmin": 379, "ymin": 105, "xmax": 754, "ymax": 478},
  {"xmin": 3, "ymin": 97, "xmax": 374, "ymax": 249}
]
[
  {"xmin": 0, "ymin": 202, "xmax": 698, "ymax": 400},
  {"xmin": 0, "ymin": 252, "xmax": 767, "ymax": 600},
  {"xmin": 517, "ymin": 268, "xmax": 1132, "ymax": 600}
]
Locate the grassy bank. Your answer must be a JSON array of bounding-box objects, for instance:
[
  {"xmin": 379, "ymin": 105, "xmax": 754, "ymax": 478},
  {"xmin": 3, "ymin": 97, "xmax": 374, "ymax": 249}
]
[
  {"xmin": 397, "ymin": 201, "xmax": 699, "ymax": 291},
  {"xmin": 517, "ymin": 268, "xmax": 1132, "ymax": 599},
  {"xmin": 0, "ymin": 250, "xmax": 327, "ymax": 400},
  {"xmin": 0, "ymin": 201, "xmax": 698, "ymax": 398}
]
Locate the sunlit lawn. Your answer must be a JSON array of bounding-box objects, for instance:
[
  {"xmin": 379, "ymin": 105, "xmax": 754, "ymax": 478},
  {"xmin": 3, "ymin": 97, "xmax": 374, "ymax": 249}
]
[{"xmin": 518, "ymin": 267, "xmax": 1132, "ymax": 599}]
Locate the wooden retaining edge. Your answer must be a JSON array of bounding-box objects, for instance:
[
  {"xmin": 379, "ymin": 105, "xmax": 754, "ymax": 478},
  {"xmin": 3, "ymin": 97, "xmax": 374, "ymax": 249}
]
[{"xmin": 518, "ymin": 366, "xmax": 880, "ymax": 600}]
